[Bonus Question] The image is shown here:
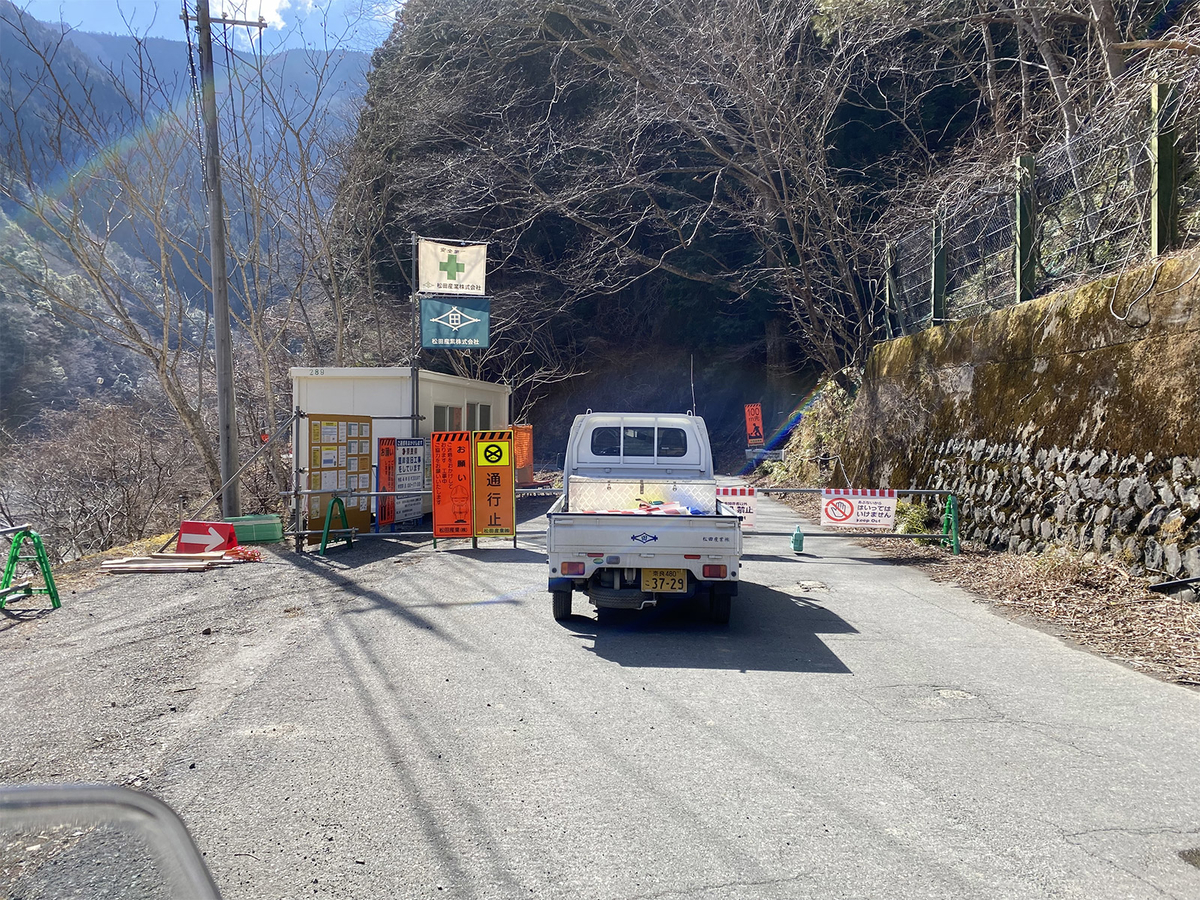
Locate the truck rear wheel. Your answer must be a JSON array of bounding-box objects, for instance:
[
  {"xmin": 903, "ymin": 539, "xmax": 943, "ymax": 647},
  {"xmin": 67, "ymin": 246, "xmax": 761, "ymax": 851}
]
[
  {"xmin": 552, "ymin": 590, "xmax": 572, "ymax": 620},
  {"xmin": 709, "ymin": 590, "xmax": 731, "ymax": 625}
]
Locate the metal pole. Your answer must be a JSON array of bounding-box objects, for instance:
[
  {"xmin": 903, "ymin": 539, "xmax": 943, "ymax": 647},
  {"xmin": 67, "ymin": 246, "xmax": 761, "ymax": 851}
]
[
  {"xmin": 293, "ymin": 405, "xmax": 303, "ymax": 552},
  {"xmin": 1015, "ymin": 154, "xmax": 1037, "ymax": 302},
  {"xmin": 411, "ymin": 232, "xmax": 420, "ymax": 441},
  {"xmin": 1151, "ymin": 83, "xmax": 1178, "ymax": 257},
  {"xmin": 197, "ymin": 0, "xmax": 240, "ymax": 517},
  {"xmin": 930, "ymin": 219, "xmax": 946, "ymax": 324}
]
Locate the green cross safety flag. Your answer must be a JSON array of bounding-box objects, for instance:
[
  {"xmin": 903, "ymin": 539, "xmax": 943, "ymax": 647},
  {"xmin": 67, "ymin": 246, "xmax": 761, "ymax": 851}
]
[{"xmin": 419, "ymin": 239, "xmax": 487, "ymax": 295}]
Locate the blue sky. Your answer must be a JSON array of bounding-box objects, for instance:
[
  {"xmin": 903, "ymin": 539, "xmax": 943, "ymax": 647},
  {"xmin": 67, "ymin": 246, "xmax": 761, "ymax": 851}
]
[{"xmin": 19, "ymin": 0, "xmax": 401, "ymax": 52}]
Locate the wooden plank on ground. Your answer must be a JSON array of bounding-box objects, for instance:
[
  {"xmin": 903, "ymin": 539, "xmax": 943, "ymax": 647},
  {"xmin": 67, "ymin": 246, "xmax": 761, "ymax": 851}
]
[
  {"xmin": 150, "ymin": 551, "xmax": 228, "ymax": 560},
  {"xmin": 102, "ymin": 563, "xmax": 211, "ymax": 574}
]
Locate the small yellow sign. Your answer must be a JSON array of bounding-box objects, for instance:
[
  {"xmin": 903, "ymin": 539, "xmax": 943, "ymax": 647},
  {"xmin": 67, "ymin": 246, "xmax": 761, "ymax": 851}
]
[{"xmin": 476, "ymin": 440, "xmax": 511, "ymax": 467}]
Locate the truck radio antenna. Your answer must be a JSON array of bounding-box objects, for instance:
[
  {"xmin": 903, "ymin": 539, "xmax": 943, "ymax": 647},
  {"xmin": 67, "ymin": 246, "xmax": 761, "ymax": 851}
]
[{"xmin": 690, "ymin": 354, "xmax": 697, "ymax": 413}]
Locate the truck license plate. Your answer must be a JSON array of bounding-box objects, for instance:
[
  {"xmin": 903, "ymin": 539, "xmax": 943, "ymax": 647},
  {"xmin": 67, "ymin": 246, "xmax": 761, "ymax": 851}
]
[{"xmin": 642, "ymin": 568, "xmax": 687, "ymax": 593}]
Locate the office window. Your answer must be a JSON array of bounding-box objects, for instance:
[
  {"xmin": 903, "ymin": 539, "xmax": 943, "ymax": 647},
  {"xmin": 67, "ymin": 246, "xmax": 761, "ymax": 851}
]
[
  {"xmin": 433, "ymin": 405, "xmax": 462, "ymax": 432},
  {"xmin": 466, "ymin": 403, "xmax": 493, "ymax": 431}
]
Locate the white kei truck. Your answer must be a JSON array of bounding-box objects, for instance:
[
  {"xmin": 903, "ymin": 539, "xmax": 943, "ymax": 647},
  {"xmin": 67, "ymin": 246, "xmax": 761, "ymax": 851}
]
[{"xmin": 546, "ymin": 412, "xmax": 743, "ymax": 623}]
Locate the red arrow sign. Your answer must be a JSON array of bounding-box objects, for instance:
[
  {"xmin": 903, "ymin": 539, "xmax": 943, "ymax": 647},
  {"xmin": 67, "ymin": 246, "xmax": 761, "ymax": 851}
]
[{"xmin": 177, "ymin": 521, "xmax": 238, "ymax": 553}]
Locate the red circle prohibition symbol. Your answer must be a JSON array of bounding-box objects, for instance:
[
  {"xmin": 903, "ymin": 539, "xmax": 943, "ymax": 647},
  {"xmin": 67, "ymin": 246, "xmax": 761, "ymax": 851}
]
[{"xmin": 825, "ymin": 498, "xmax": 855, "ymax": 522}]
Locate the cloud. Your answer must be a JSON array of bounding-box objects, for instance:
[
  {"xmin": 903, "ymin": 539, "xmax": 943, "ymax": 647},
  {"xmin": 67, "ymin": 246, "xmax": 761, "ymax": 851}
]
[{"xmin": 214, "ymin": 0, "xmax": 295, "ymax": 30}]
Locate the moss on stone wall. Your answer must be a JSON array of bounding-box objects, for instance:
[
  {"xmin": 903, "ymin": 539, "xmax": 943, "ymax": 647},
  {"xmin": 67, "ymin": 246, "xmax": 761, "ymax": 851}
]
[{"xmin": 847, "ymin": 247, "xmax": 1200, "ymax": 579}]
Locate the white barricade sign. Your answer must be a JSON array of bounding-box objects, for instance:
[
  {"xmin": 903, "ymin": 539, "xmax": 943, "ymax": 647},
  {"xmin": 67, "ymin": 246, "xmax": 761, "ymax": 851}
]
[
  {"xmin": 716, "ymin": 486, "xmax": 756, "ymax": 528},
  {"xmin": 396, "ymin": 438, "xmax": 426, "ymax": 522},
  {"xmin": 820, "ymin": 489, "xmax": 897, "ymax": 529}
]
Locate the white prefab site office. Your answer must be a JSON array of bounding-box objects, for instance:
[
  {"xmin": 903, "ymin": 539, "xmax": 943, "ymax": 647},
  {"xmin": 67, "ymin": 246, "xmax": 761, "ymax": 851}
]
[{"xmin": 289, "ymin": 366, "xmax": 511, "ymax": 523}]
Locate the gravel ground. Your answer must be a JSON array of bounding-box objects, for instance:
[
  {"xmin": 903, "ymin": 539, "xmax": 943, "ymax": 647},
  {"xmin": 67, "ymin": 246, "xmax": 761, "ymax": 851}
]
[
  {"xmin": 3, "ymin": 495, "xmax": 1200, "ymax": 898},
  {"xmin": 771, "ymin": 490, "xmax": 1200, "ymax": 688}
]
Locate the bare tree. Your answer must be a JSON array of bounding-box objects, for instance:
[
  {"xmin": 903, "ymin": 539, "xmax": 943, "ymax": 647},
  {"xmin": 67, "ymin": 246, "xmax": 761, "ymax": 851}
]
[{"xmin": 0, "ymin": 6, "xmax": 376, "ymax": 503}]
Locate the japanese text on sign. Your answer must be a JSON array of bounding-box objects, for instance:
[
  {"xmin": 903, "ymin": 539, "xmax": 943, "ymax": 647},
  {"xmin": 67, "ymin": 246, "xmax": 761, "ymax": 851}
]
[
  {"xmin": 744, "ymin": 403, "xmax": 764, "ymax": 447},
  {"xmin": 820, "ymin": 489, "xmax": 898, "ymax": 529},
  {"xmin": 716, "ymin": 486, "xmax": 756, "ymax": 528},
  {"xmin": 377, "ymin": 438, "xmax": 396, "ymax": 526},
  {"xmin": 395, "ymin": 438, "xmax": 425, "ymax": 522},
  {"xmin": 472, "ymin": 430, "xmax": 515, "ymax": 537},
  {"xmin": 432, "ymin": 432, "xmax": 474, "ymax": 537}
]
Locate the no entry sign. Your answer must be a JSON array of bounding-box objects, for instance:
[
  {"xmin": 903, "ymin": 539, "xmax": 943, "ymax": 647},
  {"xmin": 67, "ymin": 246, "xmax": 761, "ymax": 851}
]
[
  {"xmin": 820, "ymin": 489, "xmax": 898, "ymax": 529},
  {"xmin": 177, "ymin": 520, "xmax": 238, "ymax": 553}
]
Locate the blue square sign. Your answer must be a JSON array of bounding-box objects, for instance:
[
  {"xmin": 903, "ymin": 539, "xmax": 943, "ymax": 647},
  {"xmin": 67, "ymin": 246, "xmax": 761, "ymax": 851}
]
[{"xmin": 421, "ymin": 296, "xmax": 490, "ymax": 350}]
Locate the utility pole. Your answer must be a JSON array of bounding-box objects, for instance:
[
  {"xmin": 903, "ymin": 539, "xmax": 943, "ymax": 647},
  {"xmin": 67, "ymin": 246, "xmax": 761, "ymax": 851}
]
[{"xmin": 193, "ymin": 0, "xmax": 264, "ymax": 517}]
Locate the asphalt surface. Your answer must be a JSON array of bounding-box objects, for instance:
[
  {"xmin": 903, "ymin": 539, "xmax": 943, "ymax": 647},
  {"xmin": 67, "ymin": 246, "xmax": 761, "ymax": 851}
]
[{"xmin": 2, "ymin": 492, "xmax": 1199, "ymax": 899}]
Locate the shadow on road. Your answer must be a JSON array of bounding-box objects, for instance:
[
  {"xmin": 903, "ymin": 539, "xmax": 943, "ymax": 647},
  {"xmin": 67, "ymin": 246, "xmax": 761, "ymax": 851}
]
[
  {"xmin": 740, "ymin": 552, "xmax": 806, "ymax": 563},
  {"xmin": 436, "ymin": 547, "xmax": 544, "ymax": 564},
  {"xmin": 0, "ymin": 605, "xmax": 56, "ymax": 632},
  {"xmin": 560, "ymin": 583, "xmax": 856, "ymax": 674}
]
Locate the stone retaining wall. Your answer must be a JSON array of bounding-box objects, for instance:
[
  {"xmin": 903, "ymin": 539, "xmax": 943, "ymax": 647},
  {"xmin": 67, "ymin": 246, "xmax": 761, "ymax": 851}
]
[
  {"xmin": 924, "ymin": 439, "xmax": 1200, "ymax": 578},
  {"xmin": 846, "ymin": 247, "xmax": 1200, "ymax": 581}
]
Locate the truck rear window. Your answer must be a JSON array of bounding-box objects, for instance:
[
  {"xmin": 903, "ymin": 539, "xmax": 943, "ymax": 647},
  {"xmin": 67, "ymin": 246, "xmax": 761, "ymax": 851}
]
[
  {"xmin": 589, "ymin": 426, "xmax": 688, "ymax": 459},
  {"xmin": 657, "ymin": 428, "xmax": 687, "ymax": 457},
  {"xmin": 622, "ymin": 427, "xmax": 655, "ymax": 456},
  {"xmin": 590, "ymin": 427, "xmax": 621, "ymax": 456}
]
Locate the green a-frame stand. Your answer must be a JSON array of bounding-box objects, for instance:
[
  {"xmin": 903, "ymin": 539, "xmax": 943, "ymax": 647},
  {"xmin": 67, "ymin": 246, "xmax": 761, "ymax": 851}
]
[
  {"xmin": 1, "ymin": 524, "xmax": 60, "ymax": 609},
  {"xmin": 318, "ymin": 497, "xmax": 354, "ymax": 556}
]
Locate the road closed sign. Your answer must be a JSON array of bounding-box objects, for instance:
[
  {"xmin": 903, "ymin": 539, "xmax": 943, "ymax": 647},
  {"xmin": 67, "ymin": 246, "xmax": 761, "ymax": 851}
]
[
  {"xmin": 177, "ymin": 520, "xmax": 238, "ymax": 553},
  {"xmin": 820, "ymin": 489, "xmax": 898, "ymax": 529},
  {"xmin": 472, "ymin": 430, "xmax": 515, "ymax": 537},
  {"xmin": 716, "ymin": 486, "xmax": 756, "ymax": 528}
]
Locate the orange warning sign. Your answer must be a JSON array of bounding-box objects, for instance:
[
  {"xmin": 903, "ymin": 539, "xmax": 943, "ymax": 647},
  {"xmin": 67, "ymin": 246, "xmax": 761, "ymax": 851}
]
[
  {"xmin": 377, "ymin": 438, "xmax": 396, "ymax": 526},
  {"xmin": 432, "ymin": 432, "xmax": 474, "ymax": 537},
  {"xmin": 513, "ymin": 424, "xmax": 534, "ymax": 485},
  {"xmin": 745, "ymin": 403, "xmax": 764, "ymax": 447},
  {"xmin": 472, "ymin": 430, "xmax": 515, "ymax": 537}
]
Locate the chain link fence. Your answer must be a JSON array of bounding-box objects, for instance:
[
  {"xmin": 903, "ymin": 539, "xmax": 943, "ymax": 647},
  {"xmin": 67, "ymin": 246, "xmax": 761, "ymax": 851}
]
[{"xmin": 886, "ymin": 85, "xmax": 1199, "ymax": 334}]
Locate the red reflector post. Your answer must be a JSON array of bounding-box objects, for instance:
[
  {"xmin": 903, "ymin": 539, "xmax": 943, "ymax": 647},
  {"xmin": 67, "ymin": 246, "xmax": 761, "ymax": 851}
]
[
  {"xmin": 703, "ymin": 565, "xmax": 727, "ymax": 579},
  {"xmin": 562, "ymin": 561, "xmax": 585, "ymax": 576}
]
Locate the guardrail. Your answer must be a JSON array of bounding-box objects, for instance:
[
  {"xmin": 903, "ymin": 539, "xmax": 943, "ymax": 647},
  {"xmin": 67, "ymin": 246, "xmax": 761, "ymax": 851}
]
[{"xmin": 754, "ymin": 488, "xmax": 961, "ymax": 555}]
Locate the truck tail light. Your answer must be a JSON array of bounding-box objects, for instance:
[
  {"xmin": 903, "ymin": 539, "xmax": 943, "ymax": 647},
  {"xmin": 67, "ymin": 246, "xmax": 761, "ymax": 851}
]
[
  {"xmin": 562, "ymin": 561, "xmax": 585, "ymax": 576},
  {"xmin": 703, "ymin": 565, "xmax": 726, "ymax": 579}
]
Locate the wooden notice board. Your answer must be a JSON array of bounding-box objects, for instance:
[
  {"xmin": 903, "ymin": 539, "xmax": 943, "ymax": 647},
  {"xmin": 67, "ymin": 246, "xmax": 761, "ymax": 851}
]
[
  {"xmin": 432, "ymin": 431, "xmax": 474, "ymax": 538},
  {"xmin": 307, "ymin": 415, "xmax": 372, "ymax": 543},
  {"xmin": 472, "ymin": 430, "xmax": 515, "ymax": 537}
]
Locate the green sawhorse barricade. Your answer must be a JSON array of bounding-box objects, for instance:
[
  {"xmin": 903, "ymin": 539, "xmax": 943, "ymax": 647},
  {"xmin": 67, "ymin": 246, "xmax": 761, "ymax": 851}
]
[
  {"xmin": 318, "ymin": 497, "xmax": 355, "ymax": 556},
  {"xmin": 1, "ymin": 524, "xmax": 61, "ymax": 610}
]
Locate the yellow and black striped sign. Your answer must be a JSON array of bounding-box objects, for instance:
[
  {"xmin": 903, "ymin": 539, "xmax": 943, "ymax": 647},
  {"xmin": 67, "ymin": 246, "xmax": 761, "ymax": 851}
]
[{"xmin": 432, "ymin": 431, "xmax": 474, "ymax": 537}]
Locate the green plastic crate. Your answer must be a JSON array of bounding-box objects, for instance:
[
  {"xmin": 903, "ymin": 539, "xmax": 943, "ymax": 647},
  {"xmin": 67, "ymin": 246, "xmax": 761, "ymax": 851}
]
[{"xmin": 223, "ymin": 514, "xmax": 283, "ymax": 544}]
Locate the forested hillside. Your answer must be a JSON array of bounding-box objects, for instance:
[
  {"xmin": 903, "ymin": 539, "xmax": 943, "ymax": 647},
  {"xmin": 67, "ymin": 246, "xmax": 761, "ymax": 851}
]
[
  {"xmin": 339, "ymin": 0, "xmax": 1197, "ymax": 429},
  {"xmin": 1, "ymin": 0, "xmax": 1197, "ymax": 556}
]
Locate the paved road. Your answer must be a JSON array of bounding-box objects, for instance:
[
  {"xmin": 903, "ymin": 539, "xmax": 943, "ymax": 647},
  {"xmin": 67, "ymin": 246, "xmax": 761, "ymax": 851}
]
[{"xmin": 2, "ymin": 492, "xmax": 1199, "ymax": 899}]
